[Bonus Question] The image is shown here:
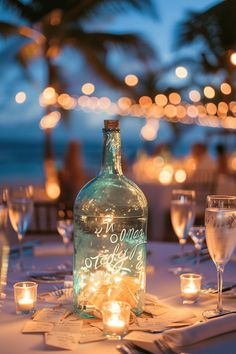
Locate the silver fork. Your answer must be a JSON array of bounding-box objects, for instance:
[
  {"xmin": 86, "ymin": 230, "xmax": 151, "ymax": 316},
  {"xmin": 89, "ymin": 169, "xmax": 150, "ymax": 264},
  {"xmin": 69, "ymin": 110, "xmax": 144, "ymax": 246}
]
[
  {"xmin": 117, "ymin": 342, "xmax": 154, "ymax": 354},
  {"xmin": 125, "ymin": 342, "xmax": 155, "ymax": 354},
  {"xmin": 154, "ymin": 339, "xmax": 178, "ymax": 354},
  {"xmin": 116, "ymin": 344, "xmax": 133, "ymax": 354}
]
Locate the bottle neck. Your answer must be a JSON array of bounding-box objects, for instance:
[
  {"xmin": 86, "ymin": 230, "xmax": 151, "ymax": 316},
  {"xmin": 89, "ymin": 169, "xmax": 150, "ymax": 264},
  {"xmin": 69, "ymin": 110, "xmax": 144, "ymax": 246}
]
[{"xmin": 100, "ymin": 128, "xmax": 123, "ymax": 176}]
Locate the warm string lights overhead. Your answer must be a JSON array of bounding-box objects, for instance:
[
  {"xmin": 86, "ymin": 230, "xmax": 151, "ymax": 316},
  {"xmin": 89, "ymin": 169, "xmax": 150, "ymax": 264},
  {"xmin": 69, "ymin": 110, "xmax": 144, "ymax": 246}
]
[{"xmin": 15, "ymin": 76, "xmax": 236, "ymax": 138}]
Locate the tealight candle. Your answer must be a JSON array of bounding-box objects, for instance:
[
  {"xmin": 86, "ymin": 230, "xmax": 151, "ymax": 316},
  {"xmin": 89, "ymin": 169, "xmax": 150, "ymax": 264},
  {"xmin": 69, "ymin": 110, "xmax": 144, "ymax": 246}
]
[
  {"xmin": 102, "ymin": 301, "xmax": 130, "ymax": 340},
  {"xmin": 14, "ymin": 282, "xmax": 38, "ymax": 315},
  {"xmin": 180, "ymin": 273, "xmax": 202, "ymax": 304}
]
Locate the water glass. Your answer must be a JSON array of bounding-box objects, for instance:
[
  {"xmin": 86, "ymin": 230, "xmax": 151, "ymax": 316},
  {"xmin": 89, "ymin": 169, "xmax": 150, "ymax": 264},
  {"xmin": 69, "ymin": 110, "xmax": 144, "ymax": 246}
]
[
  {"xmin": 7, "ymin": 185, "xmax": 34, "ymax": 271},
  {"xmin": 170, "ymin": 189, "xmax": 196, "ymax": 274},
  {"xmin": 203, "ymin": 195, "xmax": 236, "ymax": 318}
]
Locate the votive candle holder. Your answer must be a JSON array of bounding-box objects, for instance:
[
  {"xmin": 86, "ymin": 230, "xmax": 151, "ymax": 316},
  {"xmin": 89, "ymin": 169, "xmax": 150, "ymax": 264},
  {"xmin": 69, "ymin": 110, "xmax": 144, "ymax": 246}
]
[
  {"xmin": 14, "ymin": 281, "xmax": 38, "ymax": 315},
  {"xmin": 102, "ymin": 301, "xmax": 130, "ymax": 340},
  {"xmin": 180, "ymin": 273, "xmax": 202, "ymax": 304}
]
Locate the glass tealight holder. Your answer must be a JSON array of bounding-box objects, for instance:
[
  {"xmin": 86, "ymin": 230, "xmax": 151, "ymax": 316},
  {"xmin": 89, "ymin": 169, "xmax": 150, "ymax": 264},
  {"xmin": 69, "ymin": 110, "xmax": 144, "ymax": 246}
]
[
  {"xmin": 102, "ymin": 301, "xmax": 130, "ymax": 340},
  {"xmin": 14, "ymin": 281, "xmax": 38, "ymax": 315},
  {"xmin": 180, "ymin": 273, "xmax": 202, "ymax": 304}
]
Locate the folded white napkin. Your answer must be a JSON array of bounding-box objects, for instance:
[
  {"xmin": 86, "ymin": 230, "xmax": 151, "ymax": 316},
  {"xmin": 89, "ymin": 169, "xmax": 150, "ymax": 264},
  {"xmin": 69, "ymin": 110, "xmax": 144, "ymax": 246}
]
[
  {"xmin": 161, "ymin": 313, "xmax": 236, "ymax": 348},
  {"xmin": 34, "ymin": 243, "xmax": 73, "ymax": 256}
]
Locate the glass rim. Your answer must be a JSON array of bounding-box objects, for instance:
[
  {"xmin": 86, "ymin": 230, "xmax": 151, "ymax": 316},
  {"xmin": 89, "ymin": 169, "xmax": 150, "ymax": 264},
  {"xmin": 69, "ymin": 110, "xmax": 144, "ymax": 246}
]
[
  {"xmin": 207, "ymin": 195, "xmax": 236, "ymax": 200},
  {"xmin": 172, "ymin": 189, "xmax": 195, "ymax": 195},
  {"xmin": 189, "ymin": 225, "xmax": 205, "ymax": 230},
  {"xmin": 6, "ymin": 185, "xmax": 34, "ymax": 198},
  {"xmin": 180, "ymin": 273, "xmax": 202, "ymax": 280},
  {"xmin": 13, "ymin": 281, "xmax": 38, "ymax": 289}
]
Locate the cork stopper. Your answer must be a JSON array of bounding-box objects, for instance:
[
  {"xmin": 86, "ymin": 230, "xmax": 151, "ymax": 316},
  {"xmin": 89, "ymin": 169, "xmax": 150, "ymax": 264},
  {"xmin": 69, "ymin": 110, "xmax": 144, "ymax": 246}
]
[{"xmin": 104, "ymin": 120, "xmax": 119, "ymax": 129}]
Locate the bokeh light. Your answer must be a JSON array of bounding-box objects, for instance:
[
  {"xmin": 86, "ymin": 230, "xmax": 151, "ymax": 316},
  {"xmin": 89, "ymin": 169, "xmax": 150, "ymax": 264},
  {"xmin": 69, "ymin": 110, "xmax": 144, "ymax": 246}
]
[
  {"xmin": 140, "ymin": 123, "xmax": 157, "ymax": 141},
  {"xmin": 189, "ymin": 90, "xmax": 201, "ymax": 102},
  {"xmin": 39, "ymin": 111, "xmax": 61, "ymax": 130},
  {"xmin": 139, "ymin": 96, "xmax": 152, "ymax": 108},
  {"xmin": 203, "ymin": 86, "xmax": 215, "ymax": 99},
  {"xmin": 206, "ymin": 103, "xmax": 217, "ymax": 115},
  {"xmin": 230, "ymin": 52, "xmax": 236, "ymax": 65},
  {"xmin": 175, "ymin": 169, "xmax": 187, "ymax": 183},
  {"xmin": 220, "ymin": 82, "xmax": 231, "ymax": 95},
  {"xmin": 124, "ymin": 74, "xmax": 139, "ymax": 86},
  {"xmin": 81, "ymin": 82, "xmax": 95, "ymax": 95},
  {"xmin": 175, "ymin": 66, "xmax": 188, "ymax": 79},
  {"xmin": 45, "ymin": 181, "xmax": 61, "ymax": 200},
  {"xmin": 117, "ymin": 97, "xmax": 132, "ymax": 110},
  {"xmin": 15, "ymin": 91, "xmax": 26, "ymax": 104},
  {"xmin": 155, "ymin": 94, "xmax": 168, "ymax": 106},
  {"xmin": 169, "ymin": 92, "xmax": 181, "ymax": 105}
]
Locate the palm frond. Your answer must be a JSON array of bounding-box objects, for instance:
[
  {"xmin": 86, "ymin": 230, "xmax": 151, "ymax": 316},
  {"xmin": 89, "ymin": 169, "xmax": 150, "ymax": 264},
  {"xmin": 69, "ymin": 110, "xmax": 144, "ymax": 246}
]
[
  {"xmin": 174, "ymin": 10, "xmax": 222, "ymax": 58},
  {"xmin": 1, "ymin": 0, "xmax": 36, "ymax": 21},
  {"xmin": 16, "ymin": 41, "xmax": 41, "ymax": 67},
  {"xmin": 64, "ymin": 0, "xmax": 157, "ymax": 23},
  {"xmin": 66, "ymin": 38, "xmax": 133, "ymax": 93},
  {"xmin": 65, "ymin": 29, "xmax": 156, "ymax": 63},
  {"xmin": 0, "ymin": 21, "xmax": 19, "ymax": 37}
]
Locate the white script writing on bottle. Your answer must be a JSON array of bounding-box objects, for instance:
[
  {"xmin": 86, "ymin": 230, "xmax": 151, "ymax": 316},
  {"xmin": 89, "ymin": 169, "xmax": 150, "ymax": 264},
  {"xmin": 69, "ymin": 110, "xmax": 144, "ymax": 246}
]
[{"xmin": 84, "ymin": 222, "xmax": 146, "ymax": 273}]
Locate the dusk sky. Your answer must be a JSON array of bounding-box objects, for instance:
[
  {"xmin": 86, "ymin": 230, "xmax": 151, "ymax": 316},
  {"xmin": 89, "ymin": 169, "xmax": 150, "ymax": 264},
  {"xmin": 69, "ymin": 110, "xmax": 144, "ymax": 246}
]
[{"xmin": 0, "ymin": 0, "xmax": 220, "ymax": 145}]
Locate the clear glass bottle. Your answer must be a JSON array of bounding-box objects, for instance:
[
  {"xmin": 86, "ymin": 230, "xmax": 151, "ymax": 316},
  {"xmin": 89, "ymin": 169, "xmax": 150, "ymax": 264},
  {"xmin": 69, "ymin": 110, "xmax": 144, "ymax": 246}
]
[{"xmin": 73, "ymin": 120, "xmax": 148, "ymax": 316}]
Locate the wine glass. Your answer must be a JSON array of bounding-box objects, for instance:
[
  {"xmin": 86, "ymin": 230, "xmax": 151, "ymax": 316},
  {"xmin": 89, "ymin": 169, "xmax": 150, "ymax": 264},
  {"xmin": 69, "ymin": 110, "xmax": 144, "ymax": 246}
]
[
  {"xmin": 0, "ymin": 188, "xmax": 9, "ymax": 303},
  {"xmin": 203, "ymin": 195, "xmax": 236, "ymax": 318},
  {"xmin": 57, "ymin": 206, "xmax": 73, "ymax": 252},
  {"xmin": 170, "ymin": 189, "xmax": 196, "ymax": 274},
  {"xmin": 7, "ymin": 186, "xmax": 33, "ymax": 271},
  {"xmin": 0, "ymin": 188, "xmax": 8, "ymax": 233},
  {"xmin": 189, "ymin": 226, "xmax": 206, "ymax": 273}
]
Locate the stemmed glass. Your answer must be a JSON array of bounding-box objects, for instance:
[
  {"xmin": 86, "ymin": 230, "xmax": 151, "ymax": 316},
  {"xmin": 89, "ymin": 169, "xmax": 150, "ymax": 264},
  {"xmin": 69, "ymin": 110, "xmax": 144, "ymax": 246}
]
[
  {"xmin": 203, "ymin": 195, "xmax": 236, "ymax": 318},
  {"xmin": 170, "ymin": 189, "xmax": 196, "ymax": 274},
  {"xmin": 0, "ymin": 188, "xmax": 9, "ymax": 304},
  {"xmin": 7, "ymin": 186, "xmax": 34, "ymax": 271},
  {"xmin": 189, "ymin": 226, "xmax": 206, "ymax": 273},
  {"xmin": 0, "ymin": 189, "xmax": 8, "ymax": 233},
  {"xmin": 57, "ymin": 206, "xmax": 73, "ymax": 252}
]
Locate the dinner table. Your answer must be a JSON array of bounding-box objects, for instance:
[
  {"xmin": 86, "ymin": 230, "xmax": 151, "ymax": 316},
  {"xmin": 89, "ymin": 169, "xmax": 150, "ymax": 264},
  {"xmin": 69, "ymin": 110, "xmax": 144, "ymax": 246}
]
[{"xmin": 0, "ymin": 241, "xmax": 236, "ymax": 354}]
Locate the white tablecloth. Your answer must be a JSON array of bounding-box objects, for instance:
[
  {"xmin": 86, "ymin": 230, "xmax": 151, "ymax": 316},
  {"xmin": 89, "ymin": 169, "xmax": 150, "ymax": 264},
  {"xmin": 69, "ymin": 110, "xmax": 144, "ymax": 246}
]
[{"xmin": 1, "ymin": 242, "xmax": 236, "ymax": 354}]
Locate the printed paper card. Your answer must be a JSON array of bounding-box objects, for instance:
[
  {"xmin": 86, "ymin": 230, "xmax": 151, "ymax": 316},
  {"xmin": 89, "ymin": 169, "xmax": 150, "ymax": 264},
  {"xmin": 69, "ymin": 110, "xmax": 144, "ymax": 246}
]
[
  {"xmin": 79, "ymin": 327, "xmax": 105, "ymax": 344},
  {"xmin": 144, "ymin": 303, "xmax": 170, "ymax": 316},
  {"xmin": 45, "ymin": 332, "xmax": 78, "ymax": 350},
  {"xmin": 53, "ymin": 321, "xmax": 83, "ymax": 334},
  {"xmin": 124, "ymin": 331, "xmax": 157, "ymax": 343},
  {"xmin": 136, "ymin": 317, "xmax": 169, "ymax": 330},
  {"xmin": 22, "ymin": 321, "xmax": 54, "ymax": 333},
  {"xmin": 33, "ymin": 307, "xmax": 67, "ymax": 323}
]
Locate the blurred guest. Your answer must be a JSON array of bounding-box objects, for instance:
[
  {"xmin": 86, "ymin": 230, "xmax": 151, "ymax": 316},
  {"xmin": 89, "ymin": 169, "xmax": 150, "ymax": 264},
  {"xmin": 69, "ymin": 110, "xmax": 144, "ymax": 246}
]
[
  {"xmin": 191, "ymin": 143, "xmax": 216, "ymax": 171},
  {"xmin": 59, "ymin": 140, "xmax": 86, "ymax": 209},
  {"xmin": 152, "ymin": 143, "xmax": 171, "ymax": 161},
  {"xmin": 216, "ymin": 144, "xmax": 229, "ymax": 174}
]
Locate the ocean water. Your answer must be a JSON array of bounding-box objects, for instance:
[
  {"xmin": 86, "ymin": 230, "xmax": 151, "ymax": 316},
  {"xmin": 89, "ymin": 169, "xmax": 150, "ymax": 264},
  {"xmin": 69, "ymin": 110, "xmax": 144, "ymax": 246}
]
[{"xmin": 0, "ymin": 140, "xmax": 140, "ymax": 184}]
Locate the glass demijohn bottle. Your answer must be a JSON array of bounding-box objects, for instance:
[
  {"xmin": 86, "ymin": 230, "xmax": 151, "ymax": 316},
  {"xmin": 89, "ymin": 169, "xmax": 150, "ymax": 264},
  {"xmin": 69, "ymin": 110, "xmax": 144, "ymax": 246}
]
[{"xmin": 73, "ymin": 120, "xmax": 148, "ymax": 316}]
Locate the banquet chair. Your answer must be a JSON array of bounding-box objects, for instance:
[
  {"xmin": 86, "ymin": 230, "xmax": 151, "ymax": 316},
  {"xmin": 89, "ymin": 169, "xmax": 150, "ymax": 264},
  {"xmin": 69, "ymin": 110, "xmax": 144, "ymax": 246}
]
[{"xmin": 27, "ymin": 200, "xmax": 58, "ymax": 236}]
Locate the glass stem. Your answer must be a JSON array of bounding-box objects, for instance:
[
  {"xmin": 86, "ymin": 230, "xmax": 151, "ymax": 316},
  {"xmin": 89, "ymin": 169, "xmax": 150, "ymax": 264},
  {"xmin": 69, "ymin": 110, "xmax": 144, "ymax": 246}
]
[
  {"xmin": 216, "ymin": 264, "xmax": 224, "ymax": 313},
  {"xmin": 196, "ymin": 247, "xmax": 200, "ymax": 273},
  {"xmin": 180, "ymin": 242, "xmax": 185, "ymax": 268},
  {"xmin": 18, "ymin": 234, "xmax": 23, "ymax": 271}
]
